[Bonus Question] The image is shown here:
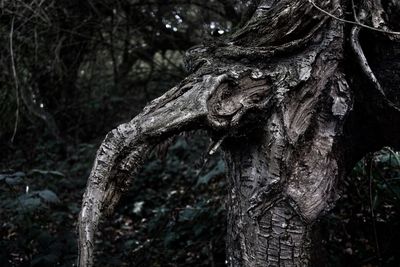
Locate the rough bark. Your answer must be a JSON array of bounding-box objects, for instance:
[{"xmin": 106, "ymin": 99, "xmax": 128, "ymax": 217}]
[{"xmin": 78, "ymin": 0, "xmax": 400, "ymax": 266}]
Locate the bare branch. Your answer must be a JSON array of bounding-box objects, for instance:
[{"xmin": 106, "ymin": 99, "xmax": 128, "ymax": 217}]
[
  {"xmin": 78, "ymin": 74, "xmax": 228, "ymax": 267},
  {"xmin": 9, "ymin": 16, "xmax": 20, "ymax": 143},
  {"xmin": 309, "ymin": 0, "xmax": 400, "ymax": 35}
]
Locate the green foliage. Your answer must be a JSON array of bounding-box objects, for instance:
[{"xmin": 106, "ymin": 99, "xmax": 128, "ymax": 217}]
[
  {"xmin": 0, "ymin": 0, "xmax": 236, "ymax": 141},
  {"xmin": 321, "ymin": 148, "xmax": 400, "ymax": 267},
  {"xmin": 0, "ymin": 142, "xmax": 95, "ymax": 266},
  {"xmin": 1, "ymin": 1, "xmax": 400, "ymax": 266},
  {"xmin": 0, "ymin": 131, "xmax": 229, "ymax": 266},
  {"xmin": 196, "ymin": 159, "xmax": 225, "ymax": 186},
  {"xmin": 94, "ymin": 133, "xmax": 227, "ymax": 266},
  {"xmin": 2, "ymin": 131, "xmax": 400, "ymax": 266},
  {"xmin": 0, "ymin": 4, "xmax": 238, "ymax": 265}
]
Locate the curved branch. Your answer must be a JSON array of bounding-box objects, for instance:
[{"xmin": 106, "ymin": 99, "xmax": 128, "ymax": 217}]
[
  {"xmin": 20, "ymin": 85, "xmax": 61, "ymax": 140},
  {"xmin": 350, "ymin": 8, "xmax": 400, "ymax": 112},
  {"xmin": 78, "ymin": 74, "xmax": 228, "ymax": 267},
  {"xmin": 350, "ymin": 25, "xmax": 387, "ymax": 97}
]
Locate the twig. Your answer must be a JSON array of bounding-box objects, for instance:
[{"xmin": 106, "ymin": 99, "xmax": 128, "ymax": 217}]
[
  {"xmin": 385, "ymin": 147, "xmax": 400, "ymax": 167},
  {"xmin": 368, "ymin": 156, "xmax": 382, "ymax": 265},
  {"xmin": 10, "ymin": 16, "xmax": 20, "ymax": 143},
  {"xmin": 208, "ymin": 135, "xmax": 226, "ymax": 156},
  {"xmin": 194, "ymin": 135, "xmax": 226, "ymax": 183},
  {"xmin": 351, "ymin": 0, "xmax": 359, "ymax": 22},
  {"xmin": 308, "ymin": 0, "xmax": 400, "ymax": 35}
]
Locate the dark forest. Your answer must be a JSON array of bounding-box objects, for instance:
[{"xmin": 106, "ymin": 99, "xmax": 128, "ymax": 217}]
[{"xmin": 1, "ymin": 1, "xmax": 400, "ymax": 266}]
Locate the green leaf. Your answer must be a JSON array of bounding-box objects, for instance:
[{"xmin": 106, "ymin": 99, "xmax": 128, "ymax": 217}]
[
  {"xmin": 0, "ymin": 172, "xmax": 25, "ymax": 185},
  {"xmin": 5, "ymin": 176, "xmax": 23, "ymax": 185},
  {"xmin": 18, "ymin": 195, "xmax": 42, "ymax": 211},
  {"xmin": 13, "ymin": 171, "xmax": 26, "ymax": 177},
  {"xmin": 37, "ymin": 189, "xmax": 60, "ymax": 204},
  {"xmin": 178, "ymin": 207, "xmax": 197, "ymax": 222},
  {"xmin": 196, "ymin": 159, "xmax": 225, "ymax": 186},
  {"xmin": 164, "ymin": 231, "xmax": 178, "ymax": 247},
  {"xmin": 30, "ymin": 169, "xmax": 65, "ymax": 177}
]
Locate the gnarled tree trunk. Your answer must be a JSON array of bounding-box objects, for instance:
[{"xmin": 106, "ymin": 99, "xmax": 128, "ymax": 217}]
[{"xmin": 78, "ymin": 0, "xmax": 400, "ymax": 266}]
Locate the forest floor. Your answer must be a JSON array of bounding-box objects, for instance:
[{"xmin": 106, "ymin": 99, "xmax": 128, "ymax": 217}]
[{"xmin": 1, "ymin": 133, "xmax": 400, "ymax": 267}]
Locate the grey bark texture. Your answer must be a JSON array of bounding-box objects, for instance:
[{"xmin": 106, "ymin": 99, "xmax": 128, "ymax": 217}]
[{"xmin": 78, "ymin": 0, "xmax": 400, "ymax": 266}]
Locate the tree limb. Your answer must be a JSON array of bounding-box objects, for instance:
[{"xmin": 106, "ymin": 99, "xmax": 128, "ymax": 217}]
[{"xmin": 78, "ymin": 74, "xmax": 228, "ymax": 267}]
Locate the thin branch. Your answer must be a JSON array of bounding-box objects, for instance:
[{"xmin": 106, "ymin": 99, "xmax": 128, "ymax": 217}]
[
  {"xmin": 9, "ymin": 17, "xmax": 20, "ymax": 143},
  {"xmin": 368, "ymin": 157, "xmax": 382, "ymax": 265},
  {"xmin": 350, "ymin": 26, "xmax": 386, "ymax": 96},
  {"xmin": 385, "ymin": 147, "xmax": 400, "ymax": 168},
  {"xmin": 308, "ymin": 0, "xmax": 400, "ymax": 35},
  {"xmin": 351, "ymin": 0, "xmax": 359, "ymax": 22}
]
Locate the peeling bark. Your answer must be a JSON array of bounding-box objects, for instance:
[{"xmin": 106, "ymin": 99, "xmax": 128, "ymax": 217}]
[{"xmin": 78, "ymin": 0, "xmax": 400, "ymax": 266}]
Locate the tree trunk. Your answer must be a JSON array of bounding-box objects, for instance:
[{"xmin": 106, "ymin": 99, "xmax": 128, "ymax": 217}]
[
  {"xmin": 224, "ymin": 132, "xmax": 312, "ymax": 266},
  {"xmin": 78, "ymin": 0, "xmax": 400, "ymax": 266}
]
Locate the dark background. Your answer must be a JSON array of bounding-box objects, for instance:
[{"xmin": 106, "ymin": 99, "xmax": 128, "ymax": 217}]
[{"xmin": 0, "ymin": 1, "xmax": 399, "ymax": 266}]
